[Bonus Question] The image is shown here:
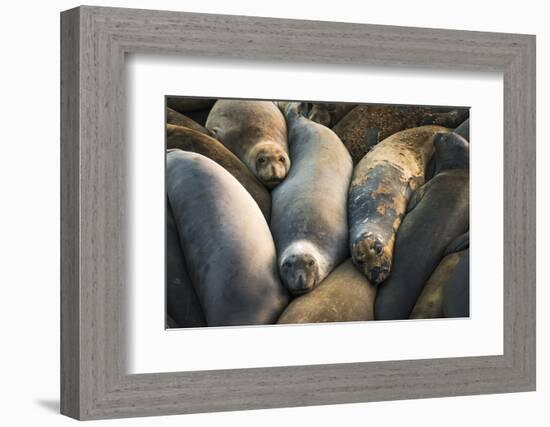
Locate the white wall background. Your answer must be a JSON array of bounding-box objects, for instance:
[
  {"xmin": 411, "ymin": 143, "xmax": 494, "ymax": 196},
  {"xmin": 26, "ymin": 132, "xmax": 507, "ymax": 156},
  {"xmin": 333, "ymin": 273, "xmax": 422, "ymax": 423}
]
[{"xmin": 0, "ymin": 0, "xmax": 546, "ymax": 425}]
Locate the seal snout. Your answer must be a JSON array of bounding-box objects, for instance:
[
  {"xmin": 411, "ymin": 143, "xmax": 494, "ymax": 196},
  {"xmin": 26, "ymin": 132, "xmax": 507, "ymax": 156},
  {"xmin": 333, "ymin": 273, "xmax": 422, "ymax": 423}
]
[
  {"xmin": 352, "ymin": 232, "xmax": 392, "ymax": 285},
  {"xmin": 280, "ymin": 252, "xmax": 320, "ymax": 296}
]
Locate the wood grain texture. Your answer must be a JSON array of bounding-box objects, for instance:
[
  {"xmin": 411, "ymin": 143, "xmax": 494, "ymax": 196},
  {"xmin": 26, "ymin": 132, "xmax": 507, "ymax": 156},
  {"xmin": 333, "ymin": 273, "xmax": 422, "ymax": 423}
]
[
  {"xmin": 60, "ymin": 6, "xmax": 536, "ymax": 420},
  {"xmin": 60, "ymin": 7, "xmax": 80, "ymax": 419}
]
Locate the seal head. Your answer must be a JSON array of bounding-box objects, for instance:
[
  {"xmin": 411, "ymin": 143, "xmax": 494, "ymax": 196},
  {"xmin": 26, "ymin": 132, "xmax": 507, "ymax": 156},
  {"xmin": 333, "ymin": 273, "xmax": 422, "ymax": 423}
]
[
  {"xmin": 250, "ymin": 142, "xmax": 290, "ymax": 188},
  {"xmin": 279, "ymin": 241, "xmax": 325, "ymax": 295},
  {"xmin": 351, "ymin": 229, "xmax": 393, "ymax": 284}
]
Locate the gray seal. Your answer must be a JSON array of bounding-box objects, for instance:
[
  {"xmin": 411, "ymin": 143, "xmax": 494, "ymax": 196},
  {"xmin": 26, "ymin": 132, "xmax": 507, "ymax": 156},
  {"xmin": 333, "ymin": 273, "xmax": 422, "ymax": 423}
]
[
  {"xmin": 166, "ymin": 150, "xmax": 289, "ymax": 326},
  {"xmin": 348, "ymin": 125, "xmax": 449, "ymax": 285},
  {"xmin": 374, "ymin": 132, "xmax": 470, "ymax": 320},
  {"xmin": 206, "ymin": 100, "xmax": 290, "ymax": 188},
  {"xmin": 277, "ymin": 259, "xmax": 376, "ymax": 324},
  {"xmin": 166, "ymin": 124, "xmax": 271, "ymax": 221},
  {"xmin": 166, "ymin": 199, "xmax": 206, "ymax": 328},
  {"xmin": 271, "ymin": 103, "xmax": 352, "ymax": 295},
  {"xmin": 409, "ymin": 232, "xmax": 469, "ymax": 319}
]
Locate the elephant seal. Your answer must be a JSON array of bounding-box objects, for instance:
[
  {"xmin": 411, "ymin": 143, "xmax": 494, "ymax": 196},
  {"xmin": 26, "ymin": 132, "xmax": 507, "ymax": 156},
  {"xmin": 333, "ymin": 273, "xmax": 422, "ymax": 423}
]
[
  {"xmin": 206, "ymin": 100, "xmax": 290, "ymax": 188},
  {"xmin": 374, "ymin": 132, "xmax": 470, "ymax": 320},
  {"xmin": 271, "ymin": 103, "xmax": 352, "ymax": 295},
  {"xmin": 166, "ymin": 199, "xmax": 206, "ymax": 328},
  {"xmin": 409, "ymin": 232, "xmax": 469, "ymax": 319},
  {"xmin": 443, "ymin": 249, "xmax": 470, "ymax": 317},
  {"xmin": 454, "ymin": 118, "xmax": 470, "ymax": 142},
  {"xmin": 349, "ymin": 125, "xmax": 449, "ymax": 285},
  {"xmin": 166, "ymin": 150, "xmax": 289, "ymax": 326},
  {"xmin": 277, "ymin": 259, "xmax": 376, "ymax": 324},
  {"xmin": 166, "ymin": 107, "xmax": 211, "ymax": 135},
  {"xmin": 166, "ymin": 124, "xmax": 271, "ymax": 221},
  {"xmin": 333, "ymin": 105, "xmax": 467, "ymax": 164},
  {"xmin": 307, "ymin": 102, "xmax": 356, "ymax": 128}
]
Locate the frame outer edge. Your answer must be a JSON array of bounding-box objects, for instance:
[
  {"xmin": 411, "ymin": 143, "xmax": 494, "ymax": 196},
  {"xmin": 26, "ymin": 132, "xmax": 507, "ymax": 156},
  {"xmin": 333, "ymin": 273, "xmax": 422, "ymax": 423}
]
[
  {"xmin": 60, "ymin": 6, "xmax": 82, "ymax": 420},
  {"xmin": 60, "ymin": 6, "xmax": 537, "ymax": 420}
]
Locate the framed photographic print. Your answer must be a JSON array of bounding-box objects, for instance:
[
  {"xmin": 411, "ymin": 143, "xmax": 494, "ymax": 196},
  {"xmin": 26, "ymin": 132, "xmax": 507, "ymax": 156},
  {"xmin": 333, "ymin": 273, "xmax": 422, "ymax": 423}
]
[{"xmin": 60, "ymin": 5, "xmax": 536, "ymax": 420}]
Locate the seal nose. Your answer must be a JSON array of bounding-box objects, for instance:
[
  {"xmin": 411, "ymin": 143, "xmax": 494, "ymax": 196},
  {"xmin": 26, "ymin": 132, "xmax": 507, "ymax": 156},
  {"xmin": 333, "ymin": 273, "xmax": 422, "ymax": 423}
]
[{"xmin": 370, "ymin": 267, "xmax": 382, "ymax": 283}]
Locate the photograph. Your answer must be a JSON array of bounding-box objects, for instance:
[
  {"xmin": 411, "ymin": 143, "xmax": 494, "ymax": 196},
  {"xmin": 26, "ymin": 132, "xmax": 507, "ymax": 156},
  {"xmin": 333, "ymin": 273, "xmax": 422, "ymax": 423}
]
[{"xmin": 165, "ymin": 97, "xmax": 470, "ymax": 328}]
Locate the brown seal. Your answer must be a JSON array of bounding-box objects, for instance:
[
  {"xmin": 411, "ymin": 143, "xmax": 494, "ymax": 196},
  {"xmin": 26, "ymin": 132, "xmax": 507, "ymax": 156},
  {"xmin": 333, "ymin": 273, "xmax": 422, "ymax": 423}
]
[
  {"xmin": 277, "ymin": 259, "xmax": 376, "ymax": 324},
  {"xmin": 348, "ymin": 125, "xmax": 449, "ymax": 285},
  {"xmin": 166, "ymin": 107, "xmax": 211, "ymax": 135},
  {"xmin": 166, "ymin": 124, "xmax": 271, "ymax": 221},
  {"xmin": 206, "ymin": 100, "xmax": 290, "ymax": 188},
  {"xmin": 333, "ymin": 105, "xmax": 468, "ymax": 164}
]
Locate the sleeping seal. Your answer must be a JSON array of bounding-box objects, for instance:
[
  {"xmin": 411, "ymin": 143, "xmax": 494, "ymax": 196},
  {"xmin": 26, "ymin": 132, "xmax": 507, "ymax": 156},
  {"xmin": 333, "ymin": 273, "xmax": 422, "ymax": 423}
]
[
  {"xmin": 374, "ymin": 132, "xmax": 470, "ymax": 320},
  {"xmin": 206, "ymin": 100, "xmax": 290, "ymax": 188},
  {"xmin": 166, "ymin": 150, "xmax": 289, "ymax": 326},
  {"xmin": 349, "ymin": 125, "xmax": 449, "ymax": 285},
  {"xmin": 277, "ymin": 259, "xmax": 376, "ymax": 324},
  {"xmin": 166, "ymin": 124, "xmax": 271, "ymax": 221},
  {"xmin": 271, "ymin": 103, "xmax": 352, "ymax": 295}
]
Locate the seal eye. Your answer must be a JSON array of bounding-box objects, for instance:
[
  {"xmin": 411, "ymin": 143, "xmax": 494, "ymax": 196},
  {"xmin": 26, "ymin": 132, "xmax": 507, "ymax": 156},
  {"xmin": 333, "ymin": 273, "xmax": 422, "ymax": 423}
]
[
  {"xmin": 374, "ymin": 241, "xmax": 383, "ymax": 255},
  {"xmin": 258, "ymin": 157, "xmax": 266, "ymax": 164},
  {"xmin": 283, "ymin": 262, "xmax": 291, "ymax": 268},
  {"xmin": 278, "ymin": 156, "xmax": 285, "ymax": 163},
  {"xmin": 307, "ymin": 260, "xmax": 314, "ymax": 267}
]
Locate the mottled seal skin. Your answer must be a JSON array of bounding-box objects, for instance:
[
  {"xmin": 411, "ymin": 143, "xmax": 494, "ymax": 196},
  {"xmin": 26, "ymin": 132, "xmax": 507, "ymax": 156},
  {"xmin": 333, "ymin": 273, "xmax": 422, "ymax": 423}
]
[
  {"xmin": 333, "ymin": 105, "xmax": 466, "ymax": 164},
  {"xmin": 454, "ymin": 118, "xmax": 470, "ymax": 142},
  {"xmin": 166, "ymin": 151, "xmax": 289, "ymax": 326},
  {"xmin": 166, "ymin": 97, "xmax": 216, "ymax": 113},
  {"xmin": 277, "ymin": 259, "xmax": 376, "ymax": 324},
  {"xmin": 206, "ymin": 100, "xmax": 290, "ymax": 188},
  {"xmin": 166, "ymin": 124, "xmax": 271, "ymax": 221},
  {"xmin": 271, "ymin": 103, "xmax": 352, "ymax": 296},
  {"xmin": 374, "ymin": 132, "xmax": 470, "ymax": 320},
  {"xmin": 307, "ymin": 103, "xmax": 356, "ymax": 128},
  {"xmin": 409, "ymin": 250, "xmax": 466, "ymax": 319},
  {"xmin": 443, "ymin": 249, "xmax": 470, "ymax": 317},
  {"xmin": 166, "ymin": 200, "xmax": 206, "ymax": 328},
  {"xmin": 166, "ymin": 107, "xmax": 211, "ymax": 135},
  {"xmin": 349, "ymin": 125, "xmax": 449, "ymax": 285}
]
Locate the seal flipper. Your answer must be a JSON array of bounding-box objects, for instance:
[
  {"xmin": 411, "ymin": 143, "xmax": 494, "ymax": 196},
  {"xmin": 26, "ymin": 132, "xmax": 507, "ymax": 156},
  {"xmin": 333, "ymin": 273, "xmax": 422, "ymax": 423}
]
[
  {"xmin": 406, "ymin": 181, "xmax": 429, "ymax": 213},
  {"xmin": 444, "ymin": 231, "xmax": 470, "ymax": 256}
]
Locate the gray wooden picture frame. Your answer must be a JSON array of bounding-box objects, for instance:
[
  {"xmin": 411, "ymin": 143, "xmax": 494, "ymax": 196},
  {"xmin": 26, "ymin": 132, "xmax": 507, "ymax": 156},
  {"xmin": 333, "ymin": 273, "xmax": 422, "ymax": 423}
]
[{"xmin": 60, "ymin": 5, "xmax": 536, "ymax": 421}]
